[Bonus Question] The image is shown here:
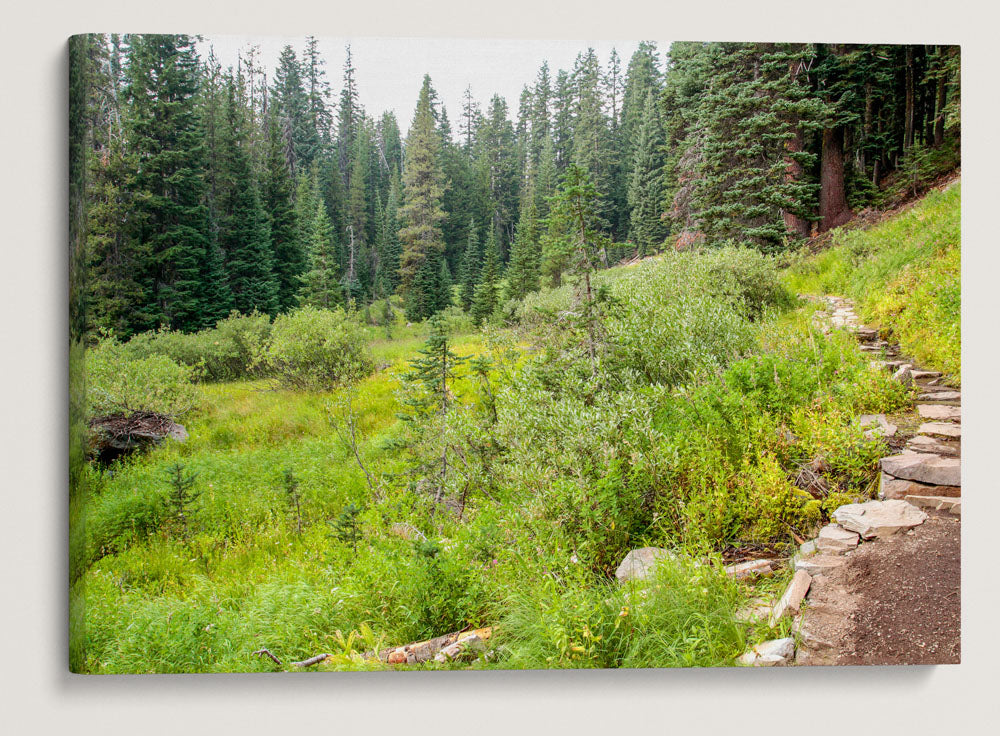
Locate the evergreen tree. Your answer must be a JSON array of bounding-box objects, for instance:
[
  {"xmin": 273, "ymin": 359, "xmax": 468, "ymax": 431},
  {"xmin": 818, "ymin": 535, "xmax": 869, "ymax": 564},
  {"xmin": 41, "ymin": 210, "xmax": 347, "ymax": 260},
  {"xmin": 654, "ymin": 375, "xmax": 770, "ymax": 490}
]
[
  {"xmin": 272, "ymin": 45, "xmax": 313, "ymax": 174},
  {"xmin": 530, "ymin": 62, "xmax": 551, "ymax": 168},
  {"xmin": 457, "ymin": 219, "xmax": 482, "ymax": 312},
  {"xmin": 571, "ymin": 49, "xmax": 613, "ymax": 228},
  {"xmin": 374, "ymin": 170, "xmax": 402, "ymax": 297},
  {"xmin": 505, "ymin": 174, "xmax": 542, "ymax": 301},
  {"xmin": 220, "ymin": 74, "xmax": 278, "ymax": 316},
  {"xmin": 474, "ymin": 95, "xmax": 519, "ymax": 258},
  {"xmin": 303, "ymin": 35, "xmax": 333, "ymax": 151},
  {"xmin": 470, "ymin": 227, "xmax": 501, "ymax": 326},
  {"xmin": 399, "ymin": 75, "xmax": 448, "ymax": 321},
  {"xmin": 552, "ymin": 69, "xmax": 574, "ymax": 175},
  {"xmin": 627, "ymin": 91, "xmax": 668, "ymax": 255},
  {"xmin": 338, "ymin": 44, "xmax": 361, "ymax": 179},
  {"xmin": 122, "ymin": 33, "xmax": 211, "ymax": 332},
  {"xmin": 298, "ymin": 170, "xmax": 341, "ymax": 307},
  {"xmin": 264, "ymin": 102, "xmax": 306, "ymax": 312}
]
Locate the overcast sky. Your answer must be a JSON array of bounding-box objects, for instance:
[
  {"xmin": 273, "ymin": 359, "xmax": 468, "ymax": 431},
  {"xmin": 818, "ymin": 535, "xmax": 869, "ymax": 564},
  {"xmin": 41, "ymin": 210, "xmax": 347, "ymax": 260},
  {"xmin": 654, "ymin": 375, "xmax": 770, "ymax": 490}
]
[{"xmin": 197, "ymin": 36, "xmax": 672, "ymax": 134}]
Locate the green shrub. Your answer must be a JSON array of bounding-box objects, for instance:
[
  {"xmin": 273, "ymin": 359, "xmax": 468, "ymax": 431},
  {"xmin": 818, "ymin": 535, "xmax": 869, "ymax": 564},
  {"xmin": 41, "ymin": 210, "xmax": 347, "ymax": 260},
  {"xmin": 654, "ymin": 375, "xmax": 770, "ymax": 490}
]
[
  {"xmin": 86, "ymin": 334, "xmax": 197, "ymax": 417},
  {"xmin": 266, "ymin": 306, "xmax": 374, "ymax": 390},
  {"xmin": 126, "ymin": 311, "xmax": 272, "ymax": 382}
]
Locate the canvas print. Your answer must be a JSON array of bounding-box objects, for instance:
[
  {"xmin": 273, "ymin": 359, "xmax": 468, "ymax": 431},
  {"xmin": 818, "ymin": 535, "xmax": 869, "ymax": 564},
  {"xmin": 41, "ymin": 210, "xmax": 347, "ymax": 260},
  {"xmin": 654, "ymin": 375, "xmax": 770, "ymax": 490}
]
[{"xmin": 68, "ymin": 35, "xmax": 961, "ymax": 673}]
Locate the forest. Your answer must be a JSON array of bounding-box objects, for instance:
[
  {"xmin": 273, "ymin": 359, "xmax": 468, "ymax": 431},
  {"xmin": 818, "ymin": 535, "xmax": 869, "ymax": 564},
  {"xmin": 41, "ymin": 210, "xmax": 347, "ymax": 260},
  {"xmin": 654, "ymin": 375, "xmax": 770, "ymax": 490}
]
[
  {"xmin": 72, "ymin": 36, "xmax": 959, "ymax": 333},
  {"xmin": 67, "ymin": 35, "xmax": 961, "ymax": 673}
]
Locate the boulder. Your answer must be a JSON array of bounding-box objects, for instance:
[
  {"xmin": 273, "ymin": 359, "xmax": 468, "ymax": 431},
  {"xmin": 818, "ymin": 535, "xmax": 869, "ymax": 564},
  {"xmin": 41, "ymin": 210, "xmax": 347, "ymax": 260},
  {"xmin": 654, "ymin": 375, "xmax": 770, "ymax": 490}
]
[
  {"xmin": 724, "ymin": 559, "xmax": 774, "ymax": 580},
  {"xmin": 615, "ymin": 547, "xmax": 674, "ymax": 583},
  {"xmin": 833, "ymin": 499, "xmax": 928, "ymax": 539},
  {"xmin": 794, "ymin": 554, "xmax": 848, "ymax": 576},
  {"xmin": 881, "ymin": 453, "xmax": 961, "ymax": 487},
  {"xmin": 738, "ymin": 638, "xmax": 795, "ymax": 666},
  {"xmin": 815, "ymin": 524, "xmax": 860, "ymax": 554},
  {"xmin": 917, "ymin": 404, "xmax": 961, "ymax": 421},
  {"xmin": 918, "ymin": 422, "xmax": 961, "ymax": 438},
  {"xmin": 768, "ymin": 570, "xmax": 812, "ymax": 626}
]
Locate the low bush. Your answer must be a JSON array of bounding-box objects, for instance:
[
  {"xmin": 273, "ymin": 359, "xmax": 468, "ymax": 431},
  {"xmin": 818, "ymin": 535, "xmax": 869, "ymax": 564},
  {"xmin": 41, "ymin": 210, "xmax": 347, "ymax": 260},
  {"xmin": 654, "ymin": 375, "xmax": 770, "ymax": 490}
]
[
  {"xmin": 86, "ymin": 334, "xmax": 197, "ymax": 418},
  {"xmin": 266, "ymin": 306, "xmax": 374, "ymax": 390}
]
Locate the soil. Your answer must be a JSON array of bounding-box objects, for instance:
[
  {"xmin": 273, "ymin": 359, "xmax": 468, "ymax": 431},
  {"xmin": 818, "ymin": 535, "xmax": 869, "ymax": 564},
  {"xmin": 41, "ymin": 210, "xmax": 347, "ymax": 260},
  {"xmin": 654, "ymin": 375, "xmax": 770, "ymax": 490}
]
[{"xmin": 796, "ymin": 510, "xmax": 960, "ymax": 665}]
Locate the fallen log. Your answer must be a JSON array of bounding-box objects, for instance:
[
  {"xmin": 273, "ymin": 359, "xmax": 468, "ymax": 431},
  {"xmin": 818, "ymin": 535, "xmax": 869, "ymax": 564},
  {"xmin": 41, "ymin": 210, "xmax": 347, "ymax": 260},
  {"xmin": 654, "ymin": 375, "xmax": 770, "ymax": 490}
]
[{"xmin": 379, "ymin": 626, "xmax": 493, "ymax": 665}]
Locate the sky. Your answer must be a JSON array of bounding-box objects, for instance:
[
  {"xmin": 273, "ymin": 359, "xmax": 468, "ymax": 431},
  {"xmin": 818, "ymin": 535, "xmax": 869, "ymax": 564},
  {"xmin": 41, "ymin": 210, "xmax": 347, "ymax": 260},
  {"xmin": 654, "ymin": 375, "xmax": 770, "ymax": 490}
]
[{"xmin": 197, "ymin": 36, "xmax": 672, "ymax": 133}]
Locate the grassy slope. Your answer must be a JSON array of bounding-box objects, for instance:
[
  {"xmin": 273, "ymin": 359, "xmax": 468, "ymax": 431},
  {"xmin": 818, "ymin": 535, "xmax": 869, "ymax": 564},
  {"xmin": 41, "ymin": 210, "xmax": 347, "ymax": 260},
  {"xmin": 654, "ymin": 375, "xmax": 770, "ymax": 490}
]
[{"xmin": 783, "ymin": 182, "xmax": 961, "ymax": 382}]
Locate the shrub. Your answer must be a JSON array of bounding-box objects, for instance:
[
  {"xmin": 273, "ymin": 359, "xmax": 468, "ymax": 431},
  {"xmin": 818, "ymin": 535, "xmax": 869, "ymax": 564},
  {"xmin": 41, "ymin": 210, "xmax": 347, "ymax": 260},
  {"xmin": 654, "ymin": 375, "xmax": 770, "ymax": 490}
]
[
  {"xmin": 86, "ymin": 334, "xmax": 197, "ymax": 417},
  {"xmin": 266, "ymin": 306, "xmax": 374, "ymax": 390},
  {"xmin": 126, "ymin": 311, "xmax": 272, "ymax": 382}
]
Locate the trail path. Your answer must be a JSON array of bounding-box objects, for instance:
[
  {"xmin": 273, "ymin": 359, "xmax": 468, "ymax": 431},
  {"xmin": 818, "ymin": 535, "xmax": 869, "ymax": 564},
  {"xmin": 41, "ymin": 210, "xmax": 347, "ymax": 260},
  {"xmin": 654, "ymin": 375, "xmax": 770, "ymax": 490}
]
[{"xmin": 793, "ymin": 296, "xmax": 961, "ymax": 665}]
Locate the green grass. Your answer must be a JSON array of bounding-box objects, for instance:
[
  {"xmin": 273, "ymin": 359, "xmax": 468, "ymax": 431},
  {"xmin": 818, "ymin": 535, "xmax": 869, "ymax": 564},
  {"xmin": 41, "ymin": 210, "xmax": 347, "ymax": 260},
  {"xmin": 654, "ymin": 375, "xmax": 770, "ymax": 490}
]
[
  {"xmin": 74, "ymin": 241, "xmax": 934, "ymax": 673},
  {"xmin": 784, "ymin": 182, "xmax": 961, "ymax": 382}
]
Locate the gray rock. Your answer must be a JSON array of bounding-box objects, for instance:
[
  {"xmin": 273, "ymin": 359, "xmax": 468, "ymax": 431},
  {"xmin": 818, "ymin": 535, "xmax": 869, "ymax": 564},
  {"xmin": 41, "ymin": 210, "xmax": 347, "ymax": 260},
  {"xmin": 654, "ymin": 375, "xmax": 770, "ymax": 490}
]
[
  {"xmin": 892, "ymin": 364, "xmax": 913, "ymax": 385},
  {"xmin": 815, "ymin": 524, "xmax": 860, "ymax": 554},
  {"xmin": 738, "ymin": 638, "xmax": 795, "ymax": 666},
  {"xmin": 879, "ymin": 472, "xmax": 960, "ymax": 500},
  {"xmin": 615, "ymin": 547, "xmax": 674, "ymax": 583},
  {"xmin": 794, "ymin": 554, "xmax": 848, "ymax": 576},
  {"xmin": 918, "ymin": 390, "xmax": 960, "ymax": 401},
  {"xmin": 911, "ymin": 370, "xmax": 942, "ymax": 379},
  {"xmin": 917, "ymin": 404, "xmax": 961, "ymax": 421},
  {"xmin": 906, "ymin": 435, "xmax": 960, "ymax": 457},
  {"xmin": 799, "ymin": 539, "xmax": 818, "ymax": 557},
  {"xmin": 768, "ymin": 570, "xmax": 812, "ymax": 626},
  {"xmin": 833, "ymin": 499, "xmax": 928, "ymax": 539},
  {"xmin": 724, "ymin": 559, "xmax": 774, "ymax": 580},
  {"xmin": 904, "ymin": 495, "xmax": 962, "ymax": 513},
  {"xmin": 918, "ymin": 422, "xmax": 961, "ymax": 438},
  {"xmin": 881, "ymin": 453, "xmax": 961, "ymax": 487}
]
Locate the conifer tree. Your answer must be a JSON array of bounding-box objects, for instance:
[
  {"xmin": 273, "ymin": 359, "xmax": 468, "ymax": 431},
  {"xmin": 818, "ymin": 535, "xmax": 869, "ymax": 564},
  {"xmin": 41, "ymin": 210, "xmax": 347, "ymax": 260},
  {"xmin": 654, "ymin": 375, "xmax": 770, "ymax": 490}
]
[
  {"xmin": 505, "ymin": 175, "xmax": 542, "ymax": 301},
  {"xmin": 399, "ymin": 75, "xmax": 448, "ymax": 321},
  {"xmin": 272, "ymin": 45, "xmax": 313, "ymax": 174},
  {"xmin": 627, "ymin": 91, "xmax": 668, "ymax": 255},
  {"xmin": 457, "ymin": 219, "xmax": 482, "ymax": 312},
  {"xmin": 264, "ymin": 102, "xmax": 305, "ymax": 312},
  {"xmin": 298, "ymin": 171, "xmax": 341, "ymax": 308},
  {"xmin": 470, "ymin": 227, "xmax": 501, "ymax": 326},
  {"xmin": 122, "ymin": 33, "xmax": 211, "ymax": 332},
  {"xmin": 338, "ymin": 44, "xmax": 361, "ymax": 179}
]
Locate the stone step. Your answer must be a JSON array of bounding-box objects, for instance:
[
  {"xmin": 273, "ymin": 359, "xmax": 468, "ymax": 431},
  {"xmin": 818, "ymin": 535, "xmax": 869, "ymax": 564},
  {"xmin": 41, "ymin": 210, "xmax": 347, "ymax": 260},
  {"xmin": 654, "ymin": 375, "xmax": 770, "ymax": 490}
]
[
  {"xmin": 917, "ymin": 405, "xmax": 961, "ymax": 421},
  {"xmin": 768, "ymin": 570, "xmax": 812, "ymax": 626},
  {"xmin": 794, "ymin": 554, "xmax": 848, "ymax": 576},
  {"xmin": 880, "ymin": 471, "xmax": 960, "ymax": 500},
  {"xmin": 833, "ymin": 499, "xmax": 929, "ymax": 539},
  {"xmin": 904, "ymin": 495, "xmax": 962, "ymax": 514},
  {"xmin": 911, "ymin": 370, "xmax": 942, "ymax": 380},
  {"xmin": 918, "ymin": 422, "xmax": 961, "ymax": 439},
  {"xmin": 815, "ymin": 524, "xmax": 861, "ymax": 554},
  {"xmin": 881, "ymin": 453, "xmax": 961, "ymax": 487},
  {"xmin": 918, "ymin": 390, "xmax": 961, "ymax": 401},
  {"xmin": 724, "ymin": 559, "xmax": 774, "ymax": 580},
  {"xmin": 905, "ymin": 435, "xmax": 960, "ymax": 457}
]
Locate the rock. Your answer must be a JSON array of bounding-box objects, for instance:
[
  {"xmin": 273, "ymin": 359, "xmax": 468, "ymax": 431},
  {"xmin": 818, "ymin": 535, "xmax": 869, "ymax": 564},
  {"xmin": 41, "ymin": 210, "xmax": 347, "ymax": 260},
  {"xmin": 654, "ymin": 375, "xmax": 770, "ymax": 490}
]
[
  {"xmin": 860, "ymin": 414, "xmax": 898, "ymax": 439},
  {"xmin": 724, "ymin": 559, "xmax": 774, "ymax": 580},
  {"xmin": 738, "ymin": 638, "xmax": 795, "ymax": 666},
  {"xmin": 918, "ymin": 390, "xmax": 960, "ymax": 401},
  {"xmin": 904, "ymin": 495, "xmax": 962, "ymax": 513},
  {"xmin": 795, "ymin": 554, "xmax": 847, "ymax": 576},
  {"xmin": 815, "ymin": 524, "xmax": 860, "ymax": 554},
  {"xmin": 615, "ymin": 547, "xmax": 674, "ymax": 583},
  {"xmin": 799, "ymin": 539, "xmax": 818, "ymax": 557},
  {"xmin": 906, "ymin": 435, "xmax": 960, "ymax": 457},
  {"xmin": 917, "ymin": 404, "xmax": 961, "ymax": 421},
  {"xmin": 880, "ymin": 470, "xmax": 960, "ymax": 499},
  {"xmin": 881, "ymin": 453, "xmax": 961, "ymax": 487},
  {"xmin": 768, "ymin": 570, "xmax": 812, "ymax": 626},
  {"xmin": 918, "ymin": 422, "xmax": 961, "ymax": 438},
  {"xmin": 854, "ymin": 327, "xmax": 878, "ymax": 341},
  {"xmin": 735, "ymin": 598, "xmax": 773, "ymax": 623},
  {"xmin": 433, "ymin": 633, "xmax": 486, "ymax": 663},
  {"xmin": 891, "ymin": 364, "xmax": 913, "ymax": 385},
  {"xmin": 911, "ymin": 370, "xmax": 942, "ymax": 380},
  {"xmin": 833, "ymin": 499, "xmax": 928, "ymax": 539},
  {"xmin": 869, "ymin": 360, "xmax": 889, "ymax": 372}
]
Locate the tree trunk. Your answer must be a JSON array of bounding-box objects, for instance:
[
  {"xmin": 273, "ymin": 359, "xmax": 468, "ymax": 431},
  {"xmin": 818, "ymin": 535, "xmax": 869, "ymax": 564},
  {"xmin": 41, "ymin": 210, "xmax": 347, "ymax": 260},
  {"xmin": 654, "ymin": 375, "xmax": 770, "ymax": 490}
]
[
  {"xmin": 934, "ymin": 46, "xmax": 948, "ymax": 146},
  {"xmin": 819, "ymin": 126, "xmax": 853, "ymax": 232},
  {"xmin": 904, "ymin": 46, "xmax": 916, "ymax": 150},
  {"xmin": 781, "ymin": 51, "xmax": 811, "ymax": 238}
]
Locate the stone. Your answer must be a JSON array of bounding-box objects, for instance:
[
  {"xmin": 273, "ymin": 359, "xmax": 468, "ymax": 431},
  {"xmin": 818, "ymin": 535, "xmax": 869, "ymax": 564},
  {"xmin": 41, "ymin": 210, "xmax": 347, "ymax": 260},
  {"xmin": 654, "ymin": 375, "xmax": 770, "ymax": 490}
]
[
  {"xmin": 892, "ymin": 364, "xmax": 913, "ymax": 385},
  {"xmin": 833, "ymin": 499, "xmax": 928, "ymax": 539},
  {"xmin": 724, "ymin": 559, "xmax": 774, "ymax": 580},
  {"xmin": 433, "ymin": 634, "xmax": 486, "ymax": 663},
  {"xmin": 949, "ymin": 500, "xmax": 962, "ymax": 515},
  {"xmin": 799, "ymin": 539, "xmax": 818, "ymax": 557},
  {"xmin": 905, "ymin": 435, "xmax": 960, "ymax": 457},
  {"xmin": 911, "ymin": 370, "xmax": 942, "ymax": 379},
  {"xmin": 854, "ymin": 327, "xmax": 878, "ymax": 341},
  {"xmin": 735, "ymin": 598, "xmax": 773, "ymax": 623},
  {"xmin": 917, "ymin": 404, "xmax": 961, "ymax": 421},
  {"xmin": 615, "ymin": 547, "xmax": 674, "ymax": 583},
  {"xmin": 918, "ymin": 422, "xmax": 961, "ymax": 438},
  {"xmin": 869, "ymin": 360, "xmax": 889, "ymax": 372},
  {"xmin": 794, "ymin": 554, "xmax": 848, "ymax": 576},
  {"xmin": 738, "ymin": 638, "xmax": 795, "ymax": 666},
  {"xmin": 768, "ymin": 570, "xmax": 812, "ymax": 626},
  {"xmin": 904, "ymin": 495, "xmax": 962, "ymax": 513},
  {"xmin": 918, "ymin": 390, "xmax": 960, "ymax": 401},
  {"xmin": 881, "ymin": 453, "xmax": 961, "ymax": 487},
  {"xmin": 815, "ymin": 524, "xmax": 860, "ymax": 554}
]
